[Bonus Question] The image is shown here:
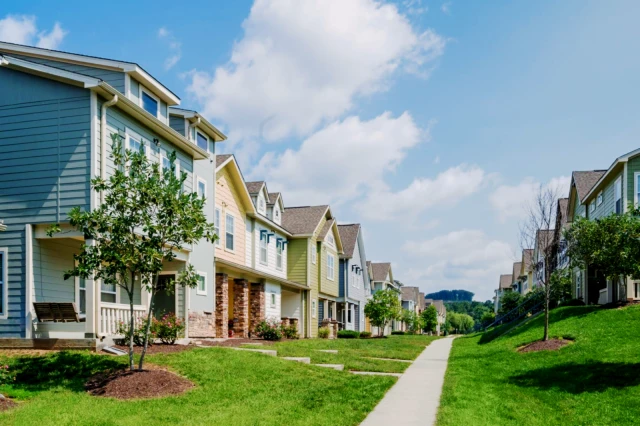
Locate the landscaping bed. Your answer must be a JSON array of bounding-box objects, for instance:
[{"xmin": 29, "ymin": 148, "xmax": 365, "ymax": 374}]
[
  {"xmin": 113, "ymin": 344, "xmax": 194, "ymax": 354},
  {"xmin": 85, "ymin": 368, "xmax": 193, "ymax": 399},
  {"xmin": 197, "ymin": 338, "xmax": 275, "ymax": 347},
  {"xmin": 0, "ymin": 398, "xmax": 17, "ymax": 412},
  {"xmin": 518, "ymin": 338, "xmax": 571, "ymax": 353}
]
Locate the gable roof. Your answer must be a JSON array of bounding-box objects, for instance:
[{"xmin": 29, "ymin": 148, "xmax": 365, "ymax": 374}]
[
  {"xmin": 216, "ymin": 154, "xmax": 233, "ymax": 168},
  {"xmin": 337, "ymin": 224, "xmax": 360, "ymax": 258},
  {"xmin": 557, "ymin": 198, "xmax": 569, "ymax": 229},
  {"xmin": 536, "ymin": 229, "xmax": 555, "ymax": 252},
  {"xmin": 401, "ymin": 286, "xmax": 420, "ymax": 303},
  {"xmin": 282, "ymin": 205, "xmax": 329, "ymax": 235},
  {"xmin": 583, "ymin": 148, "xmax": 640, "ymax": 202},
  {"xmin": 522, "ymin": 249, "xmax": 534, "ymax": 272},
  {"xmin": 499, "ymin": 274, "xmax": 513, "ymax": 289},
  {"xmin": 267, "ymin": 192, "xmax": 281, "ymax": 205},
  {"xmin": 245, "ymin": 181, "xmax": 266, "ymax": 195},
  {"xmin": 215, "ymin": 156, "xmax": 256, "ymax": 214},
  {"xmin": 572, "ymin": 171, "xmax": 606, "ymax": 203},
  {"xmin": 371, "ymin": 262, "xmax": 392, "ymax": 282},
  {"xmin": 512, "ymin": 262, "xmax": 522, "ymax": 280},
  {"xmin": 168, "ymin": 107, "xmax": 226, "ymax": 142}
]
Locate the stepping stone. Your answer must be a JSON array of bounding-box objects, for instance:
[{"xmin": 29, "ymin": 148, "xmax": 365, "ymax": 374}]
[
  {"xmin": 227, "ymin": 347, "xmax": 277, "ymax": 356},
  {"xmin": 365, "ymin": 357, "xmax": 412, "ymax": 363},
  {"xmin": 317, "ymin": 349, "xmax": 338, "ymax": 354},
  {"xmin": 282, "ymin": 357, "xmax": 311, "ymax": 364},
  {"xmin": 314, "ymin": 364, "xmax": 344, "ymax": 371},
  {"xmin": 351, "ymin": 371, "xmax": 403, "ymax": 377}
]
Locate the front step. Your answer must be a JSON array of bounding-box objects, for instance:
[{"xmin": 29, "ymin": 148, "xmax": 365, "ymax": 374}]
[
  {"xmin": 351, "ymin": 371, "xmax": 402, "ymax": 377},
  {"xmin": 197, "ymin": 345, "xmax": 278, "ymax": 356},
  {"xmin": 365, "ymin": 357, "xmax": 412, "ymax": 363},
  {"xmin": 317, "ymin": 349, "xmax": 338, "ymax": 354},
  {"xmin": 282, "ymin": 357, "xmax": 311, "ymax": 364},
  {"xmin": 314, "ymin": 364, "xmax": 344, "ymax": 371}
]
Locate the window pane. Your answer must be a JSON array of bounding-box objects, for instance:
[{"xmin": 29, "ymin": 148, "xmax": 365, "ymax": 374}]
[
  {"xmin": 129, "ymin": 137, "xmax": 142, "ymax": 152},
  {"xmin": 142, "ymin": 92, "xmax": 158, "ymax": 116},
  {"xmin": 226, "ymin": 215, "xmax": 234, "ymax": 250},
  {"xmin": 79, "ymin": 288, "xmax": 86, "ymax": 314},
  {"xmin": 197, "ymin": 132, "xmax": 208, "ymax": 151},
  {"xmin": 100, "ymin": 292, "xmax": 116, "ymax": 303},
  {"xmin": 198, "ymin": 180, "xmax": 206, "ymax": 198},
  {"xmin": 198, "ymin": 275, "xmax": 206, "ymax": 292}
]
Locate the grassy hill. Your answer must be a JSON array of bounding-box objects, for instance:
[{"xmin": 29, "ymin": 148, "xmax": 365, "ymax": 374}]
[{"xmin": 437, "ymin": 305, "xmax": 640, "ymax": 425}]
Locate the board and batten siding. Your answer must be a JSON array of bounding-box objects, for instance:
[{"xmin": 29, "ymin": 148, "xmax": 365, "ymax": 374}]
[{"xmin": 0, "ymin": 67, "xmax": 92, "ymax": 337}]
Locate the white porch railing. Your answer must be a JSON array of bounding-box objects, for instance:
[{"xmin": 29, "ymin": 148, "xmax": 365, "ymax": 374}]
[
  {"xmin": 100, "ymin": 303, "xmax": 148, "ymax": 336},
  {"xmin": 598, "ymin": 289, "xmax": 608, "ymax": 305}
]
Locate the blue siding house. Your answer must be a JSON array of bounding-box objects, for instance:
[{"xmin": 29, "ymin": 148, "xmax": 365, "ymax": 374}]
[
  {"xmin": 0, "ymin": 42, "xmax": 225, "ymax": 343},
  {"xmin": 337, "ymin": 224, "xmax": 369, "ymax": 331}
]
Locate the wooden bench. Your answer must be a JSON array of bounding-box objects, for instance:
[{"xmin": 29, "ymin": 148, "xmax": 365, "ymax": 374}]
[{"xmin": 33, "ymin": 302, "xmax": 85, "ymax": 323}]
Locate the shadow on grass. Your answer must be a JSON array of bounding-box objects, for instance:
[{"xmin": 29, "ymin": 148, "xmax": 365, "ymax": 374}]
[
  {"xmin": 510, "ymin": 361, "xmax": 640, "ymax": 393},
  {"xmin": 9, "ymin": 351, "xmax": 123, "ymax": 393},
  {"xmin": 478, "ymin": 306, "xmax": 600, "ymax": 345}
]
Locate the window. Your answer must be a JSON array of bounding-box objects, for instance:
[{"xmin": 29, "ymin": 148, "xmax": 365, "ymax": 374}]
[
  {"xmin": 225, "ymin": 214, "xmax": 235, "ymax": 251},
  {"xmin": 327, "ymin": 234, "xmax": 334, "ymax": 245},
  {"xmin": 196, "ymin": 131, "xmax": 208, "ymax": 151},
  {"xmin": 270, "ymin": 293, "xmax": 276, "ymax": 308},
  {"xmin": 0, "ymin": 248, "xmax": 6, "ymax": 318},
  {"xmin": 127, "ymin": 133, "xmax": 143, "ymax": 153},
  {"xmin": 311, "ymin": 242, "xmax": 317, "ymax": 264},
  {"xmin": 575, "ymin": 271, "xmax": 582, "ymax": 299},
  {"xmin": 597, "ymin": 191, "xmax": 603, "ymax": 206},
  {"xmin": 76, "ymin": 274, "xmax": 86, "ymax": 315},
  {"xmin": 347, "ymin": 306, "xmax": 352, "ymax": 324},
  {"xmin": 615, "ymin": 177, "xmax": 622, "ymax": 214},
  {"xmin": 260, "ymin": 231, "xmax": 268, "ymax": 265},
  {"xmin": 259, "ymin": 196, "xmax": 265, "ymax": 212},
  {"xmin": 101, "ymin": 281, "xmax": 117, "ymax": 303},
  {"xmin": 312, "ymin": 299, "xmax": 317, "ymax": 318},
  {"xmin": 141, "ymin": 90, "xmax": 159, "ymax": 117},
  {"xmin": 276, "ymin": 241, "xmax": 283, "ymax": 270},
  {"xmin": 197, "ymin": 177, "xmax": 206, "ymax": 199},
  {"xmin": 214, "ymin": 208, "xmax": 221, "ymax": 247},
  {"xmin": 327, "ymin": 254, "xmax": 335, "ymax": 281},
  {"xmin": 635, "ymin": 173, "xmax": 640, "ymax": 206},
  {"xmin": 161, "ymin": 150, "xmax": 171, "ymax": 172},
  {"xmin": 196, "ymin": 272, "xmax": 207, "ymax": 296},
  {"xmin": 589, "ymin": 201, "xmax": 595, "ymax": 214},
  {"xmin": 635, "ymin": 282, "xmax": 640, "ymax": 299},
  {"xmin": 274, "ymin": 208, "xmax": 280, "ymax": 223}
]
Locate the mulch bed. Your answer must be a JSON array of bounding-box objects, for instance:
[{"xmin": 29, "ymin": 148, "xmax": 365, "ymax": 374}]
[
  {"xmin": 518, "ymin": 338, "xmax": 571, "ymax": 353},
  {"xmin": 85, "ymin": 368, "xmax": 194, "ymax": 399},
  {"xmin": 113, "ymin": 344, "xmax": 194, "ymax": 354},
  {"xmin": 197, "ymin": 338, "xmax": 274, "ymax": 347},
  {"xmin": 0, "ymin": 398, "xmax": 18, "ymax": 412}
]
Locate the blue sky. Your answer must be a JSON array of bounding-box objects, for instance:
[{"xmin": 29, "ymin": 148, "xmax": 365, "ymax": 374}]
[{"xmin": 2, "ymin": 0, "xmax": 639, "ymax": 301}]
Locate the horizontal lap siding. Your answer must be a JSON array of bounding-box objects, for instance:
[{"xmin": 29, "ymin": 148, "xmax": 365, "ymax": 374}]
[
  {"xmin": 627, "ymin": 156, "xmax": 640, "ymax": 207},
  {"xmin": 254, "ymin": 223, "xmax": 287, "ymax": 279},
  {"xmin": 0, "ymin": 68, "xmax": 91, "ymax": 336},
  {"xmin": 32, "ymin": 239, "xmax": 81, "ymax": 303},
  {"xmin": 169, "ymin": 115, "xmax": 186, "ymax": 137}
]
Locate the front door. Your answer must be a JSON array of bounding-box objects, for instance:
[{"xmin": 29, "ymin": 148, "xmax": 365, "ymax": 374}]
[{"xmin": 154, "ymin": 274, "xmax": 176, "ymax": 319}]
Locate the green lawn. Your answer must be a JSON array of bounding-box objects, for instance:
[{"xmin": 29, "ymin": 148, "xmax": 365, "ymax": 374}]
[
  {"xmin": 437, "ymin": 305, "xmax": 640, "ymax": 426},
  {"xmin": 0, "ymin": 335, "xmax": 436, "ymax": 425}
]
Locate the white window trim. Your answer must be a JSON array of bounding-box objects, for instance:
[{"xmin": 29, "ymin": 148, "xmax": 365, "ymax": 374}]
[
  {"xmin": 196, "ymin": 176, "xmax": 207, "ymax": 199},
  {"xmin": 312, "ymin": 299, "xmax": 317, "ymax": 318},
  {"xmin": 597, "ymin": 191, "xmax": 604, "ymax": 206},
  {"xmin": 259, "ymin": 229, "xmax": 268, "ymax": 266},
  {"xmin": 225, "ymin": 213, "xmax": 235, "ymax": 252},
  {"xmin": 214, "ymin": 208, "xmax": 221, "ymax": 247},
  {"xmin": 311, "ymin": 242, "xmax": 316, "ymax": 264},
  {"xmin": 634, "ymin": 172, "xmax": 640, "ymax": 207},
  {"xmin": 270, "ymin": 292, "xmax": 276, "ymax": 309},
  {"xmin": 139, "ymin": 86, "xmax": 160, "ymax": 118},
  {"xmin": 0, "ymin": 247, "xmax": 7, "ymax": 319},
  {"xmin": 276, "ymin": 243, "xmax": 283, "ymax": 271},
  {"xmin": 125, "ymin": 128, "xmax": 150, "ymax": 159},
  {"xmin": 101, "ymin": 280, "xmax": 117, "ymax": 303},
  {"xmin": 615, "ymin": 176, "xmax": 623, "ymax": 213},
  {"xmin": 327, "ymin": 253, "xmax": 335, "ymax": 281},
  {"xmin": 589, "ymin": 201, "xmax": 595, "ymax": 213},
  {"xmin": 74, "ymin": 260, "xmax": 87, "ymax": 317},
  {"xmin": 196, "ymin": 271, "xmax": 207, "ymax": 296},
  {"xmin": 195, "ymin": 130, "xmax": 211, "ymax": 153}
]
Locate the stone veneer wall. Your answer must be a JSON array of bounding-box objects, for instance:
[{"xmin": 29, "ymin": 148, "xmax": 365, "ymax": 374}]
[
  {"xmin": 215, "ymin": 273, "xmax": 229, "ymax": 338},
  {"xmin": 233, "ymin": 279, "xmax": 249, "ymax": 338},
  {"xmin": 188, "ymin": 311, "xmax": 215, "ymax": 337},
  {"xmin": 250, "ymin": 282, "xmax": 266, "ymax": 334}
]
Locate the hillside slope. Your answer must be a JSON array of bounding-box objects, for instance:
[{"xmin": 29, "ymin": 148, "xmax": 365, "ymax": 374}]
[{"xmin": 437, "ymin": 305, "xmax": 640, "ymax": 425}]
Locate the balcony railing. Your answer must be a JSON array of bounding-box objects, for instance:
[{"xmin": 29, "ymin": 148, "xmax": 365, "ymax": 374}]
[{"xmin": 100, "ymin": 302, "xmax": 148, "ymax": 336}]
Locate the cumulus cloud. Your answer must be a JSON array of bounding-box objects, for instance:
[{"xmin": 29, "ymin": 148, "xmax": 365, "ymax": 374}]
[
  {"xmin": 0, "ymin": 15, "xmax": 67, "ymax": 49},
  {"xmin": 490, "ymin": 175, "xmax": 571, "ymax": 222},
  {"xmin": 402, "ymin": 229, "xmax": 514, "ymax": 301},
  {"xmin": 158, "ymin": 27, "xmax": 181, "ymax": 70},
  {"xmin": 186, "ymin": 0, "xmax": 446, "ymax": 144}
]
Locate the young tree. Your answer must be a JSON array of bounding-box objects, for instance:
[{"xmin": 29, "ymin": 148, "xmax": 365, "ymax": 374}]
[
  {"xmin": 498, "ymin": 291, "xmax": 522, "ymax": 317},
  {"xmin": 421, "ymin": 305, "xmax": 438, "ymax": 334},
  {"xmin": 520, "ymin": 184, "xmax": 561, "ymax": 341},
  {"xmin": 49, "ymin": 134, "xmax": 216, "ymax": 370},
  {"xmin": 364, "ymin": 288, "xmax": 401, "ymax": 336}
]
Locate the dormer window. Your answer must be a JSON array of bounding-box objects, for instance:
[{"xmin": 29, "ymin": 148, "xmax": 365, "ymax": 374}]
[
  {"xmin": 141, "ymin": 89, "xmax": 159, "ymax": 117},
  {"xmin": 258, "ymin": 196, "xmax": 265, "ymax": 213},
  {"xmin": 274, "ymin": 209, "xmax": 280, "ymax": 221},
  {"xmin": 327, "ymin": 234, "xmax": 334, "ymax": 245}
]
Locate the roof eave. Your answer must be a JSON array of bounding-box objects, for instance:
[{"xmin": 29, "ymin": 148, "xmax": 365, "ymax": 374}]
[{"xmin": 170, "ymin": 108, "xmax": 227, "ymax": 142}]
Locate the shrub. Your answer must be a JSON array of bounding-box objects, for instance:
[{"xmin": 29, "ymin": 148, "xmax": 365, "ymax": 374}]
[
  {"xmin": 255, "ymin": 320, "xmax": 283, "ymax": 341},
  {"xmin": 282, "ymin": 324, "xmax": 299, "ymax": 339},
  {"xmin": 359, "ymin": 331, "xmax": 372, "ymax": 339},
  {"xmin": 318, "ymin": 327, "xmax": 330, "ymax": 339},
  {"xmin": 152, "ymin": 313, "xmax": 185, "ymax": 345},
  {"xmin": 0, "ymin": 364, "xmax": 16, "ymax": 385},
  {"xmin": 337, "ymin": 330, "xmax": 359, "ymax": 339},
  {"xmin": 391, "ymin": 331, "xmax": 405, "ymax": 335},
  {"xmin": 116, "ymin": 320, "xmax": 153, "ymax": 346},
  {"xmin": 560, "ymin": 298, "xmax": 586, "ymax": 307}
]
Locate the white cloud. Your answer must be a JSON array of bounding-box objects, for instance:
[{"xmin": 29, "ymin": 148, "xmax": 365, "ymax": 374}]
[
  {"xmin": 441, "ymin": 2, "xmax": 452, "ymax": 15},
  {"xmin": 250, "ymin": 111, "xmax": 424, "ymax": 206},
  {"xmin": 490, "ymin": 175, "xmax": 570, "ymax": 222},
  {"xmin": 0, "ymin": 15, "xmax": 66, "ymax": 49},
  {"xmin": 403, "ymin": 0, "xmax": 428, "ymax": 15},
  {"xmin": 402, "ymin": 229, "xmax": 514, "ymax": 301},
  {"xmin": 186, "ymin": 0, "xmax": 446, "ymax": 145},
  {"xmin": 358, "ymin": 164, "xmax": 486, "ymax": 221},
  {"xmin": 157, "ymin": 27, "xmax": 181, "ymax": 70}
]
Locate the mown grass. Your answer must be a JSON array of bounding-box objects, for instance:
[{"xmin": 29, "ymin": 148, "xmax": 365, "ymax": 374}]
[
  {"xmin": 0, "ymin": 335, "xmax": 436, "ymax": 425},
  {"xmin": 437, "ymin": 305, "xmax": 640, "ymax": 426}
]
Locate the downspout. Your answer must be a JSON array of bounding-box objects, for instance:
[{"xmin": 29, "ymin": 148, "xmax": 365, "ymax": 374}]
[
  {"xmin": 100, "ymin": 94, "xmax": 118, "ymax": 204},
  {"xmin": 188, "ymin": 117, "xmax": 201, "ymax": 142}
]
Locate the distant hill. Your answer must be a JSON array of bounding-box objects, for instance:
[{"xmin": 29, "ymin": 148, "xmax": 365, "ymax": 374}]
[{"xmin": 425, "ymin": 290, "xmax": 474, "ymax": 302}]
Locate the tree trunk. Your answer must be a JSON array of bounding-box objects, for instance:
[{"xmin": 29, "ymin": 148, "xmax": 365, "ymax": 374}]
[
  {"xmin": 138, "ymin": 274, "xmax": 158, "ymax": 370},
  {"xmin": 543, "ymin": 284, "xmax": 550, "ymax": 341},
  {"xmin": 128, "ymin": 288, "xmax": 135, "ymax": 371}
]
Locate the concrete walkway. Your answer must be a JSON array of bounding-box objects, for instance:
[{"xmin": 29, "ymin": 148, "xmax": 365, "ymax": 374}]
[{"xmin": 361, "ymin": 337, "xmax": 455, "ymax": 426}]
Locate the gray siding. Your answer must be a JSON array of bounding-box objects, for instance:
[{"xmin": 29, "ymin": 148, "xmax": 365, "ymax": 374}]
[
  {"xmin": 169, "ymin": 115, "xmax": 186, "ymax": 137},
  {"xmin": 7, "ymin": 54, "xmax": 126, "ymax": 93},
  {"xmin": 0, "ymin": 68, "xmax": 91, "ymax": 336},
  {"xmin": 33, "ymin": 238, "xmax": 80, "ymax": 303},
  {"xmin": 589, "ymin": 174, "xmax": 617, "ymax": 220}
]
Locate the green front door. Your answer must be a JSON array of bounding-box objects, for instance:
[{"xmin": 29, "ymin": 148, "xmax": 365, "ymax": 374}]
[{"xmin": 154, "ymin": 274, "xmax": 176, "ymax": 319}]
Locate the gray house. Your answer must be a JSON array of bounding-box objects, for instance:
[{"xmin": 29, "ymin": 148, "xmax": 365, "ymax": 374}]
[
  {"xmin": 337, "ymin": 224, "xmax": 368, "ymax": 332},
  {"xmin": 0, "ymin": 42, "xmax": 225, "ymax": 344}
]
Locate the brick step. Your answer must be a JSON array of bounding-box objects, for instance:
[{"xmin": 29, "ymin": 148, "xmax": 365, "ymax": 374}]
[
  {"xmin": 282, "ymin": 357, "xmax": 311, "ymax": 364},
  {"xmin": 314, "ymin": 364, "xmax": 344, "ymax": 371}
]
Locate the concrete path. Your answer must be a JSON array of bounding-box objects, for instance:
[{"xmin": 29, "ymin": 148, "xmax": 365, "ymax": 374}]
[{"xmin": 361, "ymin": 337, "xmax": 455, "ymax": 426}]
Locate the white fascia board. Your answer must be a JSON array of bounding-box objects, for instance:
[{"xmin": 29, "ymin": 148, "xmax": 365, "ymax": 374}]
[
  {"xmin": 169, "ymin": 107, "xmax": 227, "ymax": 142},
  {"xmin": 1, "ymin": 54, "xmax": 101, "ymax": 88}
]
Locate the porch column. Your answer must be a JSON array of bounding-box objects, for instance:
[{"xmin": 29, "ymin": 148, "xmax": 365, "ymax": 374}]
[
  {"xmin": 215, "ymin": 273, "xmax": 229, "ymax": 338},
  {"xmin": 249, "ymin": 282, "xmax": 265, "ymax": 335},
  {"xmin": 85, "ymin": 238, "xmax": 97, "ymax": 338},
  {"xmin": 233, "ymin": 279, "xmax": 249, "ymax": 338}
]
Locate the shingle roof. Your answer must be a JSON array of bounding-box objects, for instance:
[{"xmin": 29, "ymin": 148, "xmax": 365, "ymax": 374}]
[
  {"xmin": 512, "ymin": 262, "xmax": 522, "ymax": 280},
  {"xmin": 267, "ymin": 192, "xmax": 280, "ymax": 205},
  {"xmin": 245, "ymin": 181, "xmax": 265, "ymax": 195},
  {"xmin": 337, "ymin": 224, "xmax": 360, "ymax": 258},
  {"xmin": 317, "ymin": 218, "xmax": 335, "ymax": 240},
  {"xmin": 216, "ymin": 154, "xmax": 232, "ymax": 168},
  {"xmin": 573, "ymin": 171, "xmax": 606, "ymax": 202},
  {"xmin": 558, "ymin": 198, "xmax": 569, "ymax": 228},
  {"xmin": 282, "ymin": 205, "xmax": 329, "ymax": 235},
  {"xmin": 522, "ymin": 249, "xmax": 534, "ymax": 272},
  {"xmin": 371, "ymin": 262, "xmax": 391, "ymax": 282},
  {"xmin": 536, "ymin": 229, "xmax": 555, "ymax": 252},
  {"xmin": 432, "ymin": 300, "xmax": 446, "ymax": 315},
  {"xmin": 418, "ymin": 293, "xmax": 425, "ymax": 310},
  {"xmin": 499, "ymin": 274, "xmax": 513, "ymax": 289},
  {"xmin": 401, "ymin": 286, "xmax": 420, "ymax": 303}
]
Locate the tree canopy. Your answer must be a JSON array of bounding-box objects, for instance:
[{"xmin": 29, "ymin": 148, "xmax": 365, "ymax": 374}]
[
  {"xmin": 364, "ymin": 288, "xmax": 401, "ymax": 336},
  {"xmin": 421, "ymin": 305, "xmax": 438, "ymax": 334},
  {"xmin": 425, "ymin": 289, "xmax": 474, "ymax": 302}
]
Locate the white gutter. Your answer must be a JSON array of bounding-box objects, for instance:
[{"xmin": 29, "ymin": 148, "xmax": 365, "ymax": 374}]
[{"xmin": 100, "ymin": 94, "xmax": 118, "ymax": 204}]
